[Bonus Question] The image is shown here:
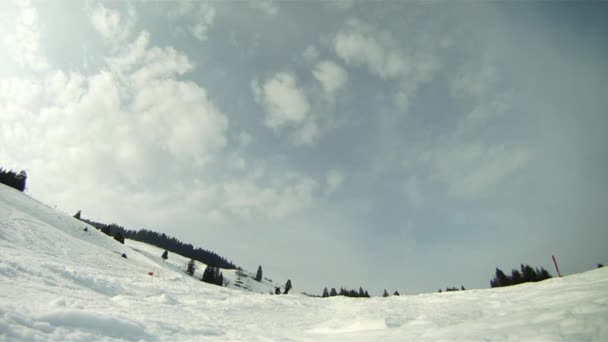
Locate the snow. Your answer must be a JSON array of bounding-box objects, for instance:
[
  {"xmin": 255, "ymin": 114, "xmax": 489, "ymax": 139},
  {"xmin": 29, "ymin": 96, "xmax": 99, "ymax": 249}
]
[{"xmin": 1, "ymin": 183, "xmax": 607, "ymax": 341}]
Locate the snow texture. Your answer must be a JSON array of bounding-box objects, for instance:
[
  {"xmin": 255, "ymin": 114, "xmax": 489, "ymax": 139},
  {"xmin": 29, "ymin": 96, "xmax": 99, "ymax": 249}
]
[{"xmin": 1, "ymin": 183, "xmax": 607, "ymax": 341}]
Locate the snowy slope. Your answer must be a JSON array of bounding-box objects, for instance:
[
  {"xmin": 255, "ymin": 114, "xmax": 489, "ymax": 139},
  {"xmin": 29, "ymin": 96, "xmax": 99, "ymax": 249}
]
[
  {"xmin": 1, "ymin": 183, "xmax": 608, "ymax": 341},
  {"xmin": 126, "ymin": 239, "xmax": 282, "ymax": 294}
]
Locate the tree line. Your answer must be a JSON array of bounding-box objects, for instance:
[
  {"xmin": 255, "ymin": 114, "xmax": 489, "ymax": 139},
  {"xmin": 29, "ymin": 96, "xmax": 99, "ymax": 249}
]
[
  {"xmin": 75, "ymin": 213, "xmax": 237, "ymax": 269},
  {"xmin": 490, "ymin": 264, "xmax": 552, "ymax": 288},
  {"xmin": 0, "ymin": 168, "xmax": 27, "ymax": 192}
]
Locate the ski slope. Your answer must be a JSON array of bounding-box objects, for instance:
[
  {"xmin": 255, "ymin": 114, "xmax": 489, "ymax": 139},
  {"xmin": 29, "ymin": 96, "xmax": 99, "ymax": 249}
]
[
  {"xmin": 1, "ymin": 183, "xmax": 607, "ymax": 341},
  {"xmin": 126, "ymin": 239, "xmax": 281, "ymax": 294}
]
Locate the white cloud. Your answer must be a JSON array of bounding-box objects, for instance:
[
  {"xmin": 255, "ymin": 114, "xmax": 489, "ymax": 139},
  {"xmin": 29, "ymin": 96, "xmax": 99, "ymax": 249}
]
[
  {"xmin": 333, "ymin": 18, "xmax": 441, "ymax": 115},
  {"xmin": 334, "ymin": 19, "xmax": 410, "ymax": 80},
  {"xmin": 290, "ymin": 118, "xmax": 320, "ymax": 146},
  {"xmin": 191, "ymin": 3, "xmax": 216, "ymax": 41},
  {"xmin": 313, "ymin": 60, "xmax": 348, "ymax": 97},
  {"xmin": 325, "ymin": 0, "xmax": 355, "ymax": 11},
  {"xmin": 168, "ymin": 2, "xmax": 195, "ymax": 19},
  {"xmin": 90, "ymin": 3, "xmax": 135, "ymax": 44},
  {"xmin": 457, "ymin": 93, "xmax": 511, "ymax": 134},
  {"xmin": 325, "ymin": 169, "xmax": 345, "ymax": 195},
  {"xmin": 303, "ymin": 45, "xmax": 320, "ymax": 62},
  {"xmin": 252, "ymin": 72, "xmax": 310, "ymax": 130},
  {"xmin": 251, "ymin": 0, "xmax": 279, "ymax": 16},
  {"xmin": 222, "ymin": 175, "xmax": 318, "ymax": 220},
  {"xmin": 418, "ymin": 143, "xmax": 531, "ymax": 199},
  {"xmin": 450, "ymin": 59, "xmax": 498, "ymax": 99},
  {"xmin": 133, "ymin": 79, "xmax": 228, "ymax": 161},
  {"xmin": 4, "ymin": 0, "xmax": 49, "ymax": 72},
  {"xmin": 2, "ymin": 27, "xmax": 229, "ymax": 196}
]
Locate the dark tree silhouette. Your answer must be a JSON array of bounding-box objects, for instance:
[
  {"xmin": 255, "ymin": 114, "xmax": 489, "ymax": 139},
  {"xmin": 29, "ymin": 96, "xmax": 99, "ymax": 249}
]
[
  {"xmin": 113, "ymin": 231, "xmax": 125, "ymax": 244},
  {"xmin": 322, "ymin": 287, "xmax": 329, "ymax": 297},
  {"xmin": 382, "ymin": 289, "xmax": 389, "ymax": 297},
  {"xmin": 162, "ymin": 250, "xmax": 168, "ymax": 260},
  {"xmin": 329, "ymin": 288, "xmax": 338, "ymax": 296},
  {"xmin": 491, "ymin": 264, "xmax": 552, "ymax": 288},
  {"xmin": 0, "ymin": 168, "xmax": 27, "ymax": 192},
  {"xmin": 255, "ymin": 265, "xmax": 263, "ymax": 282},
  {"xmin": 393, "ymin": 291, "xmax": 400, "ymax": 296},
  {"xmin": 201, "ymin": 265, "xmax": 223, "ymax": 286},
  {"xmin": 284, "ymin": 279, "xmax": 292, "ymax": 294},
  {"xmin": 186, "ymin": 259, "xmax": 196, "ymax": 276}
]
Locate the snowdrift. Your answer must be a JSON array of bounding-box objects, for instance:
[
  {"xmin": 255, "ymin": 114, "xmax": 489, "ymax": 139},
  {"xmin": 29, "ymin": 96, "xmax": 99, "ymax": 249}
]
[{"xmin": 1, "ymin": 183, "xmax": 607, "ymax": 341}]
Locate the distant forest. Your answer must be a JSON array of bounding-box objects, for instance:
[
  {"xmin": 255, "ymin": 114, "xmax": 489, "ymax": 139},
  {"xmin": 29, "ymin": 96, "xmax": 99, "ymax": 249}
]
[
  {"xmin": 76, "ymin": 214, "xmax": 237, "ymax": 270},
  {"xmin": 0, "ymin": 168, "xmax": 27, "ymax": 192}
]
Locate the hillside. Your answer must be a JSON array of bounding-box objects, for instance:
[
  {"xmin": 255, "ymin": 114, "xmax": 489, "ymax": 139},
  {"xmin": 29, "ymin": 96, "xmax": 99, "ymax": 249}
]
[{"xmin": 1, "ymin": 183, "xmax": 607, "ymax": 341}]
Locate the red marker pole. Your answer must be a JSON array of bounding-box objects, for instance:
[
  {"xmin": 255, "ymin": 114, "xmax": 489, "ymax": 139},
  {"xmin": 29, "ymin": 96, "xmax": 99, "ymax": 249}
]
[{"xmin": 552, "ymin": 255, "xmax": 562, "ymax": 277}]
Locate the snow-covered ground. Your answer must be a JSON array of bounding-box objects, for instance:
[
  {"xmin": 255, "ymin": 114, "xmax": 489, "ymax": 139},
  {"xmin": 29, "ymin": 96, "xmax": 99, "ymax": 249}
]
[{"xmin": 1, "ymin": 183, "xmax": 607, "ymax": 341}]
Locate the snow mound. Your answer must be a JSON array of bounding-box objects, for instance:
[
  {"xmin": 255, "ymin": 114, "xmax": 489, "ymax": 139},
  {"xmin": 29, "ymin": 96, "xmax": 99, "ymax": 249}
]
[{"xmin": 1, "ymin": 183, "xmax": 607, "ymax": 341}]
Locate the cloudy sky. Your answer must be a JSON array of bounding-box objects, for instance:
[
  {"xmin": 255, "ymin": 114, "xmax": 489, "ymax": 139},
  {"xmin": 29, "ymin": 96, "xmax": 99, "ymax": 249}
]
[{"xmin": 1, "ymin": 1, "xmax": 607, "ymax": 295}]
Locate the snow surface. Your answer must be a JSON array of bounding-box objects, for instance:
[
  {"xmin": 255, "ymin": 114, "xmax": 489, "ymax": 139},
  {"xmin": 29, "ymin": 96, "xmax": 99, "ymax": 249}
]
[{"xmin": 1, "ymin": 183, "xmax": 607, "ymax": 341}]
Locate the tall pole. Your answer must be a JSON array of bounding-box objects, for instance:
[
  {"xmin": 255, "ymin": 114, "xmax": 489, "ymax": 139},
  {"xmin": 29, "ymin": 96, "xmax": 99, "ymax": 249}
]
[{"xmin": 552, "ymin": 255, "xmax": 562, "ymax": 277}]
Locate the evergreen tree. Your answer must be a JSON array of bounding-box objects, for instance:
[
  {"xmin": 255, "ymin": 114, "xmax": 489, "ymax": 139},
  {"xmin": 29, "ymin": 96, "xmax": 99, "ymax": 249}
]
[
  {"xmin": 491, "ymin": 264, "xmax": 552, "ymax": 288},
  {"xmin": 74, "ymin": 210, "xmax": 81, "ymax": 219},
  {"xmin": 521, "ymin": 264, "xmax": 537, "ymax": 282},
  {"xmin": 0, "ymin": 168, "xmax": 27, "ymax": 192},
  {"xmin": 383, "ymin": 289, "xmax": 389, "ymax": 297},
  {"xmin": 535, "ymin": 267, "xmax": 552, "ymax": 281},
  {"xmin": 461, "ymin": 285, "xmax": 465, "ymax": 291},
  {"xmin": 186, "ymin": 259, "xmax": 196, "ymax": 276},
  {"xmin": 101, "ymin": 225, "xmax": 112, "ymax": 237},
  {"xmin": 162, "ymin": 250, "xmax": 168, "ymax": 260},
  {"xmin": 322, "ymin": 287, "xmax": 329, "ymax": 297},
  {"xmin": 201, "ymin": 265, "xmax": 224, "ymax": 287},
  {"xmin": 490, "ymin": 268, "xmax": 510, "ymax": 288},
  {"xmin": 113, "ymin": 231, "xmax": 125, "ymax": 244},
  {"xmin": 510, "ymin": 269, "xmax": 523, "ymax": 285},
  {"xmin": 330, "ymin": 288, "xmax": 338, "ymax": 296},
  {"xmin": 284, "ymin": 279, "xmax": 292, "ymax": 294},
  {"xmin": 255, "ymin": 265, "xmax": 263, "ymax": 282},
  {"xmin": 393, "ymin": 291, "xmax": 400, "ymax": 296}
]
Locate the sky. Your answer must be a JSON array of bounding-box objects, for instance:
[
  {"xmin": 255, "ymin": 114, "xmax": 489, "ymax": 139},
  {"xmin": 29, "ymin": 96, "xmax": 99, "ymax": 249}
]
[{"xmin": 1, "ymin": 0, "xmax": 607, "ymax": 295}]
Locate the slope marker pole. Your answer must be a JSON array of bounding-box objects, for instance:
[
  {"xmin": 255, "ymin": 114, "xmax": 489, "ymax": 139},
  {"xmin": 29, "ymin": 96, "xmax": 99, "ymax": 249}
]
[{"xmin": 552, "ymin": 255, "xmax": 562, "ymax": 277}]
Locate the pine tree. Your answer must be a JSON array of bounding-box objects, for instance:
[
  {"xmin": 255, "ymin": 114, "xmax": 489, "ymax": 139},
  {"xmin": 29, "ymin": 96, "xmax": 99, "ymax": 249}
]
[
  {"xmin": 322, "ymin": 287, "xmax": 329, "ymax": 297},
  {"xmin": 186, "ymin": 259, "xmax": 195, "ymax": 276},
  {"xmin": 74, "ymin": 210, "xmax": 81, "ymax": 220},
  {"xmin": 382, "ymin": 289, "xmax": 389, "ymax": 297},
  {"xmin": 255, "ymin": 265, "xmax": 263, "ymax": 282},
  {"xmin": 113, "ymin": 232, "xmax": 125, "ymax": 244},
  {"xmin": 393, "ymin": 291, "xmax": 400, "ymax": 296},
  {"xmin": 162, "ymin": 250, "xmax": 168, "ymax": 260},
  {"xmin": 511, "ymin": 269, "xmax": 523, "ymax": 285},
  {"xmin": 521, "ymin": 264, "xmax": 537, "ymax": 282},
  {"xmin": 330, "ymin": 288, "xmax": 338, "ymax": 296},
  {"xmin": 284, "ymin": 279, "xmax": 292, "ymax": 294},
  {"xmin": 201, "ymin": 265, "xmax": 224, "ymax": 286},
  {"xmin": 490, "ymin": 268, "xmax": 510, "ymax": 288}
]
